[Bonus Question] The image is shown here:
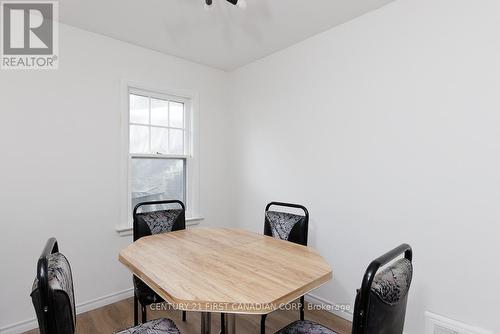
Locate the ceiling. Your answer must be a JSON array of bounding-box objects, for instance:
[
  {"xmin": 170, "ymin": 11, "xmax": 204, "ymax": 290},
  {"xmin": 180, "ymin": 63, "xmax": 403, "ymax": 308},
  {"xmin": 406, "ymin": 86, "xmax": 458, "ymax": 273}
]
[{"xmin": 59, "ymin": 0, "xmax": 395, "ymax": 71}]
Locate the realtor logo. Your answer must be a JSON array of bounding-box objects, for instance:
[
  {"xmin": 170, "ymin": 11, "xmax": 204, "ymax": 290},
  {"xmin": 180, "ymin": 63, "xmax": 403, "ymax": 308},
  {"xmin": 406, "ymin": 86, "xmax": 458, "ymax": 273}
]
[{"xmin": 1, "ymin": 1, "xmax": 58, "ymax": 69}]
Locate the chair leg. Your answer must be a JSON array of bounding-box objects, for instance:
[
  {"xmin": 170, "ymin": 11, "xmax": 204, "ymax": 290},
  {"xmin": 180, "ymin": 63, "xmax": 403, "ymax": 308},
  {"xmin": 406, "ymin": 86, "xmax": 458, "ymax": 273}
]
[
  {"xmin": 134, "ymin": 294, "xmax": 139, "ymax": 326},
  {"xmin": 142, "ymin": 304, "xmax": 147, "ymax": 324},
  {"xmin": 220, "ymin": 313, "xmax": 226, "ymax": 334},
  {"xmin": 182, "ymin": 310, "xmax": 187, "ymax": 322},
  {"xmin": 300, "ymin": 296, "xmax": 305, "ymax": 320},
  {"xmin": 261, "ymin": 314, "xmax": 267, "ymax": 334}
]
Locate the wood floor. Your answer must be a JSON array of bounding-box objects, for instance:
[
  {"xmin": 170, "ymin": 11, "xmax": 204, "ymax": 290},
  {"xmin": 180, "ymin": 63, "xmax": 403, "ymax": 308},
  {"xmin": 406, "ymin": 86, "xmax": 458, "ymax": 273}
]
[{"xmin": 24, "ymin": 298, "xmax": 351, "ymax": 334}]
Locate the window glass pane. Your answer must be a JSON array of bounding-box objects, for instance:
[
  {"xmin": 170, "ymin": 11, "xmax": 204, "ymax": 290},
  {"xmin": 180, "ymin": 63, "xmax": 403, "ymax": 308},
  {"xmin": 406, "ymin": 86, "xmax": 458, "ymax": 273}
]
[
  {"xmin": 130, "ymin": 125, "xmax": 149, "ymax": 153},
  {"xmin": 130, "ymin": 94, "xmax": 149, "ymax": 124},
  {"xmin": 131, "ymin": 158, "xmax": 185, "ymax": 211},
  {"xmin": 169, "ymin": 129, "xmax": 184, "ymax": 155},
  {"xmin": 169, "ymin": 102, "xmax": 184, "ymax": 128},
  {"xmin": 151, "ymin": 127, "xmax": 169, "ymax": 154},
  {"xmin": 151, "ymin": 98, "xmax": 169, "ymax": 127}
]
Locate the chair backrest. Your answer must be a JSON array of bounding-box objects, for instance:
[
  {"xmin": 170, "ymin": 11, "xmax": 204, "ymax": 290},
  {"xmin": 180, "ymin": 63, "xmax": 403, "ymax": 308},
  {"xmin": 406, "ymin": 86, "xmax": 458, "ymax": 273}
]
[
  {"xmin": 351, "ymin": 244, "xmax": 413, "ymax": 334},
  {"xmin": 133, "ymin": 200, "xmax": 186, "ymax": 241},
  {"xmin": 31, "ymin": 238, "xmax": 76, "ymax": 334},
  {"xmin": 264, "ymin": 202, "xmax": 309, "ymax": 246}
]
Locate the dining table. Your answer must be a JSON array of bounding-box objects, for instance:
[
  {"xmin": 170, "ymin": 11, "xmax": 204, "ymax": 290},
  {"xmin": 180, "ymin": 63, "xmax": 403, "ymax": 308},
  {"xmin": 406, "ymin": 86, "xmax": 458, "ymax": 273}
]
[{"xmin": 119, "ymin": 228, "xmax": 333, "ymax": 334}]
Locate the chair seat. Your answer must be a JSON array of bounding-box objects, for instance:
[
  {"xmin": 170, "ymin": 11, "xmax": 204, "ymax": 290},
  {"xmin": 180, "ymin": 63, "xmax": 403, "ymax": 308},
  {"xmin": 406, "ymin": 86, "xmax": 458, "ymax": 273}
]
[
  {"xmin": 116, "ymin": 318, "xmax": 180, "ymax": 334},
  {"xmin": 134, "ymin": 276, "xmax": 164, "ymax": 305},
  {"xmin": 276, "ymin": 320, "xmax": 338, "ymax": 334}
]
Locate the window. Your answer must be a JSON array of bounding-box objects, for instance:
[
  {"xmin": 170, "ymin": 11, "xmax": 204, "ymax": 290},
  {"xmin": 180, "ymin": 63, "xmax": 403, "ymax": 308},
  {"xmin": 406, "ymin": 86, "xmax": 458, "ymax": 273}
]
[{"xmin": 128, "ymin": 88, "xmax": 190, "ymax": 213}]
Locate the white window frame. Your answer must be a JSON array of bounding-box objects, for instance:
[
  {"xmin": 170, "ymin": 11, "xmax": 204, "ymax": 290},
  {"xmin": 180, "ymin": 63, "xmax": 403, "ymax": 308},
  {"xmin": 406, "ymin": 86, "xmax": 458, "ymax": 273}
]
[{"xmin": 117, "ymin": 81, "xmax": 202, "ymax": 235}]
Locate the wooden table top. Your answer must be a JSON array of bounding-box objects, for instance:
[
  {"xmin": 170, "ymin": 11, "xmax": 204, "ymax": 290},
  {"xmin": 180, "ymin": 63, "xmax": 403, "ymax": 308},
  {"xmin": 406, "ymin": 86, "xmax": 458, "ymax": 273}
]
[{"xmin": 119, "ymin": 228, "xmax": 332, "ymax": 314}]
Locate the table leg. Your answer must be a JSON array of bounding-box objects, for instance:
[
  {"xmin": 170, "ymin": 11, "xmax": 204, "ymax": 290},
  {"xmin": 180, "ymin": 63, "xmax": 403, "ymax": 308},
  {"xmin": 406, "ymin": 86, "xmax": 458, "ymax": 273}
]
[
  {"xmin": 226, "ymin": 314, "xmax": 236, "ymax": 334},
  {"xmin": 201, "ymin": 312, "xmax": 212, "ymax": 334}
]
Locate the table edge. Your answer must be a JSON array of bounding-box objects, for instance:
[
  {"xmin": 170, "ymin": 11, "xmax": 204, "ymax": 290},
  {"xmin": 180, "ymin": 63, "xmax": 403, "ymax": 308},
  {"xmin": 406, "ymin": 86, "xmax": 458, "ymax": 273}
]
[{"xmin": 119, "ymin": 252, "xmax": 332, "ymax": 315}]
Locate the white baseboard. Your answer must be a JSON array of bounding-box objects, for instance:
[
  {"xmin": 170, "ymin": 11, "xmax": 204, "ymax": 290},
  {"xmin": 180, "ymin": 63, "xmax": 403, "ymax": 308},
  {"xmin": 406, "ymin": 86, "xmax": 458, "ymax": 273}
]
[
  {"xmin": 76, "ymin": 288, "xmax": 133, "ymax": 314},
  {"xmin": 0, "ymin": 318, "xmax": 38, "ymax": 334},
  {"xmin": 305, "ymin": 293, "xmax": 354, "ymax": 322},
  {"xmin": 0, "ymin": 288, "xmax": 133, "ymax": 334}
]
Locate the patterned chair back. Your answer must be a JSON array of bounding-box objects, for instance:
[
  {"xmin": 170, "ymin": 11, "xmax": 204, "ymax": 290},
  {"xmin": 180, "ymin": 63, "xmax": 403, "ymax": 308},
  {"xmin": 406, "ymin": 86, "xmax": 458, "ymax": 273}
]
[
  {"xmin": 31, "ymin": 238, "xmax": 76, "ymax": 334},
  {"xmin": 352, "ymin": 244, "xmax": 413, "ymax": 334},
  {"xmin": 133, "ymin": 200, "xmax": 186, "ymax": 241},
  {"xmin": 264, "ymin": 202, "xmax": 309, "ymax": 246}
]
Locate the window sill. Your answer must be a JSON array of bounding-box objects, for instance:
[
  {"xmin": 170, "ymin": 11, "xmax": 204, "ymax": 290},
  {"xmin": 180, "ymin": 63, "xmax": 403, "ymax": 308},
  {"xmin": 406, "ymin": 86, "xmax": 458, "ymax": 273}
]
[{"xmin": 116, "ymin": 216, "xmax": 204, "ymax": 237}]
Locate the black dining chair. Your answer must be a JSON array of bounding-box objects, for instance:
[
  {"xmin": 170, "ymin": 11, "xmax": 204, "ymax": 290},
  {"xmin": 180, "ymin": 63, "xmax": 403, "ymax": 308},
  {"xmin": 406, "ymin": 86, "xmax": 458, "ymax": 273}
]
[
  {"xmin": 275, "ymin": 244, "xmax": 413, "ymax": 334},
  {"xmin": 133, "ymin": 200, "xmax": 187, "ymax": 326},
  {"xmin": 264, "ymin": 202, "xmax": 309, "ymax": 246},
  {"xmin": 261, "ymin": 202, "xmax": 309, "ymax": 334},
  {"xmin": 31, "ymin": 238, "xmax": 181, "ymax": 334}
]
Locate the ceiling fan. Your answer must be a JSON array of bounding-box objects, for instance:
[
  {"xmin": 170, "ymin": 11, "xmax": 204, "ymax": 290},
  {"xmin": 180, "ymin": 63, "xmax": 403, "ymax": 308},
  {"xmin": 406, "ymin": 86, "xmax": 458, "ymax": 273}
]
[{"xmin": 204, "ymin": 0, "xmax": 247, "ymax": 9}]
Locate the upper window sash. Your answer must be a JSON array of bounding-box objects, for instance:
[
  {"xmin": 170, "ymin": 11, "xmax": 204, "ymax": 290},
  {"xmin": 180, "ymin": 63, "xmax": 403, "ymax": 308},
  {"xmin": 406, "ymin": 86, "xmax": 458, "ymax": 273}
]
[{"xmin": 128, "ymin": 87, "xmax": 192, "ymax": 158}]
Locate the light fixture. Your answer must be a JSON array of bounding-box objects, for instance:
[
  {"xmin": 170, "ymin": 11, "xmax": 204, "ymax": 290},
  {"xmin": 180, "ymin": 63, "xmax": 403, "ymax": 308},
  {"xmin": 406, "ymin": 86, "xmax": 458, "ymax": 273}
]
[
  {"xmin": 226, "ymin": 0, "xmax": 247, "ymax": 9},
  {"xmin": 204, "ymin": 0, "xmax": 247, "ymax": 9},
  {"xmin": 203, "ymin": 0, "xmax": 215, "ymax": 10}
]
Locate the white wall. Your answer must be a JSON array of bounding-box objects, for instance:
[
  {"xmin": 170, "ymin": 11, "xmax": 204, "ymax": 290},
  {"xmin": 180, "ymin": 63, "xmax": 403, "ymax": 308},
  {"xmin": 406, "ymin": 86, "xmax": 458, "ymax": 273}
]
[
  {"xmin": 0, "ymin": 23, "xmax": 232, "ymax": 332},
  {"xmin": 230, "ymin": 0, "xmax": 500, "ymax": 333}
]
